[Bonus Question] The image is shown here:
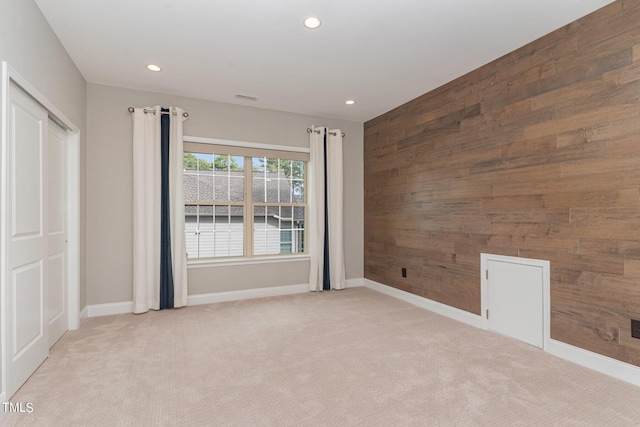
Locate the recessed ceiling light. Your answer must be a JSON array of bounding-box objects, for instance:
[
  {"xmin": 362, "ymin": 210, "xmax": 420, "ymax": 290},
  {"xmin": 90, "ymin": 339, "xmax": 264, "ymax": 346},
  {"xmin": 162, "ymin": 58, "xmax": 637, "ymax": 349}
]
[
  {"xmin": 303, "ymin": 16, "xmax": 322, "ymax": 29},
  {"xmin": 146, "ymin": 64, "xmax": 162, "ymax": 72},
  {"xmin": 345, "ymin": 100, "xmax": 356, "ymax": 105}
]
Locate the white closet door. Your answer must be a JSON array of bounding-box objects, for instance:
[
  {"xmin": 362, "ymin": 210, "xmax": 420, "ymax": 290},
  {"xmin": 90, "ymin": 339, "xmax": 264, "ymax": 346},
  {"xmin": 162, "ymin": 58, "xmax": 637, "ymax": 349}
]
[
  {"xmin": 5, "ymin": 84, "xmax": 49, "ymax": 398},
  {"xmin": 47, "ymin": 119, "xmax": 68, "ymax": 347}
]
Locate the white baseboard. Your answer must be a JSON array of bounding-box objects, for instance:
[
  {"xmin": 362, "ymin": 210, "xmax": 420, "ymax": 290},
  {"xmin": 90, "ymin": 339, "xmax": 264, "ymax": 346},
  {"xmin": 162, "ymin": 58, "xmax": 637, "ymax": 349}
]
[
  {"xmin": 86, "ymin": 301, "xmax": 133, "ymax": 317},
  {"xmin": 547, "ymin": 339, "xmax": 640, "ymax": 388},
  {"xmin": 361, "ymin": 278, "xmax": 483, "ymax": 328},
  {"xmin": 79, "ymin": 306, "xmax": 88, "ymax": 320},
  {"xmin": 346, "ymin": 278, "xmax": 365, "ymax": 288},
  {"xmin": 361, "ymin": 278, "xmax": 640, "ymax": 388},
  {"xmin": 189, "ymin": 278, "xmax": 365, "ymax": 306},
  {"xmin": 187, "ymin": 283, "xmax": 309, "ymax": 306},
  {"xmin": 86, "ymin": 279, "xmax": 367, "ymax": 317}
]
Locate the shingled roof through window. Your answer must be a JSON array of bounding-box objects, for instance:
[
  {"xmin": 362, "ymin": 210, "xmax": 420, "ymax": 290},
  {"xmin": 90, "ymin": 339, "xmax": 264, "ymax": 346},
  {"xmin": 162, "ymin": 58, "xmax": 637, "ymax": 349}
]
[{"xmin": 183, "ymin": 170, "xmax": 304, "ymax": 220}]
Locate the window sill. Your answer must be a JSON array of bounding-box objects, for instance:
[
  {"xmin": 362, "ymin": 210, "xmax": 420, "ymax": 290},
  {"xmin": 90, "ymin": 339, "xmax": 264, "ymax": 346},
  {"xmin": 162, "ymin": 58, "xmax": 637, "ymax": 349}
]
[{"xmin": 187, "ymin": 254, "xmax": 310, "ymax": 269}]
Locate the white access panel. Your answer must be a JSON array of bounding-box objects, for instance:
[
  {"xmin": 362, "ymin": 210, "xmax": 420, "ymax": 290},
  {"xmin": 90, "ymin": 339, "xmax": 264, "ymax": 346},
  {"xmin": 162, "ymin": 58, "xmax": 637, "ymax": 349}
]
[{"xmin": 481, "ymin": 254, "xmax": 550, "ymax": 349}]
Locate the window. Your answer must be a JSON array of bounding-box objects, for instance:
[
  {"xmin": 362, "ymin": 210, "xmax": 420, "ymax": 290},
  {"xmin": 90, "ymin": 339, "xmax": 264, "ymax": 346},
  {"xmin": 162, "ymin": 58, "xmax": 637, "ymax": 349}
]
[
  {"xmin": 183, "ymin": 153, "xmax": 245, "ymax": 258},
  {"xmin": 183, "ymin": 142, "xmax": 307, "ymax": 260}
]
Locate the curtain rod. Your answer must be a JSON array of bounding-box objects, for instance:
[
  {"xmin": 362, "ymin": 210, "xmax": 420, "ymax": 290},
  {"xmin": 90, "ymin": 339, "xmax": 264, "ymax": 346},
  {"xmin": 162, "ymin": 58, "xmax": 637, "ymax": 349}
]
[
  {"xmin": 307, "ymin": 128, "xmax": 345, "ymax": 138},
  {"xmin": 128, "ymin": 106, "xmax": 189, "ymax": 118}
]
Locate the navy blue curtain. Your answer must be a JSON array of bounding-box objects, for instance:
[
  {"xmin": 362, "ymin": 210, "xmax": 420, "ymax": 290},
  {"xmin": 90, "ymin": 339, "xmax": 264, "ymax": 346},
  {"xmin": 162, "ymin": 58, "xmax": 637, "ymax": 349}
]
[
  {"xmin": 322, "ymin": 130, "xmax": 331, "ymax": 290},
  {"xmin": 159, "ymin": 108, "xmax": 175, "ymax": 309}
]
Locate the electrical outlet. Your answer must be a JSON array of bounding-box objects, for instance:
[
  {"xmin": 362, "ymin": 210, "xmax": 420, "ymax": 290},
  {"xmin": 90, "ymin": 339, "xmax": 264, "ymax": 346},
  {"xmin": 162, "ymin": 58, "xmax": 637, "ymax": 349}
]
[
  {"xmin": 402, "ymin": 267, "xmax": 407, "ymax": 278},
  {"xmin": 632, "ymin": 319, "xmax": 640, "ymax": 339}
]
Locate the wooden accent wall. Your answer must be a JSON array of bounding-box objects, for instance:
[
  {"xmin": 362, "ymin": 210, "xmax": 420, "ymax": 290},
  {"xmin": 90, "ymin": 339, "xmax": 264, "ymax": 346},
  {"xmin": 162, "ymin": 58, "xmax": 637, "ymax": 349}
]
[{"xmin": 364, "ymin": 0, "xmax": 640, "ymax": 366}]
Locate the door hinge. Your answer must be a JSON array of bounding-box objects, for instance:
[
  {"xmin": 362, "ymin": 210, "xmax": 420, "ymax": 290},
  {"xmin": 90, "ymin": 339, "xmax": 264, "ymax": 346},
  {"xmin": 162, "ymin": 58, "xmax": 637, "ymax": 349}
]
[
  {"xmin": 486, "ymin": 309, "xmax": 489, "ymax": 319},
  {"xmin": 485, "ymin": 270, "xmax": 488, "ymax": 280}
]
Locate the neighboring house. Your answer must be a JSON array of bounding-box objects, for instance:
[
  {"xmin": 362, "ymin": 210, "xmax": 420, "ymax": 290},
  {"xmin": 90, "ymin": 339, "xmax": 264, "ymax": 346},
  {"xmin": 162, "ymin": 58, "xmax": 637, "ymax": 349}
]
[{"xmin": 183, "ymin": 169, "xmax": 305, "ymax": 259}]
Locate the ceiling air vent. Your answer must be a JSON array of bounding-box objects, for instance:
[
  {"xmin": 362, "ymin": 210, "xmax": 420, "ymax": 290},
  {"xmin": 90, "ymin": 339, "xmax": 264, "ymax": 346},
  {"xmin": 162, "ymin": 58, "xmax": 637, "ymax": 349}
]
[{"xmin": 235, "ymin": 94, "xmax": 259, "ymax": 102}]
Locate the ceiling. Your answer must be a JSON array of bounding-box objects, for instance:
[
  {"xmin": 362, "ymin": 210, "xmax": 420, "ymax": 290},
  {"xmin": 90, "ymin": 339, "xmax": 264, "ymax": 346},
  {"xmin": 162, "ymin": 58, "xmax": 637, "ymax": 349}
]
[{"xmin": 35, "ymin": 0, "xmax": 615, "ymax": 123}]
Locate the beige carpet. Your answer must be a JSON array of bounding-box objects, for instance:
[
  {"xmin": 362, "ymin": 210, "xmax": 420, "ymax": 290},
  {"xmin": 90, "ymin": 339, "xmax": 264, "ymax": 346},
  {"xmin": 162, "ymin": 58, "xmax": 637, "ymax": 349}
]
[{"xmin": 2, "ymin": 287, "xmax": 640, "ymax": 426}]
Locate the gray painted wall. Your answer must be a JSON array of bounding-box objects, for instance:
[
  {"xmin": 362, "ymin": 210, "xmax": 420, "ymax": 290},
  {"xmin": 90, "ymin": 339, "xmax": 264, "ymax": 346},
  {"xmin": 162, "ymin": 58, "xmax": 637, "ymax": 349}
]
[
  {"xmin": 0, "ymin": 0, "xmax": 87, "ymax": 401},
  {"xmin": 87, "ymin": 83, "xmax": 364, "ymax": 305}
]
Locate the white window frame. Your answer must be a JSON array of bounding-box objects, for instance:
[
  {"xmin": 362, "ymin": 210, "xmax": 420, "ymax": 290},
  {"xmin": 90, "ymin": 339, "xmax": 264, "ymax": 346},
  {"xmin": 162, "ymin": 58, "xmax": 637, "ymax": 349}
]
[{"xmin": 183, "ymin": 136, "xmax": 310, "ymax": 266}]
